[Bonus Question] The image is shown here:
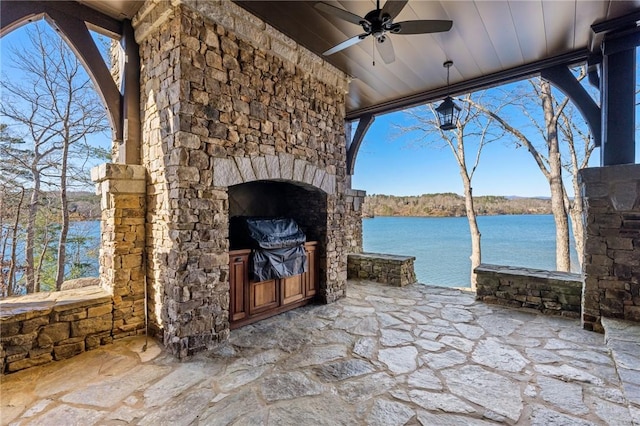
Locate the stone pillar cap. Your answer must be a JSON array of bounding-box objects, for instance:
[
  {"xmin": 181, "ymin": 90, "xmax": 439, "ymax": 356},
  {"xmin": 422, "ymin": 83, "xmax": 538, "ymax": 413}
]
[{"xmin": 91, "ymin": 163, "xmax": 146, "ymax": 183}]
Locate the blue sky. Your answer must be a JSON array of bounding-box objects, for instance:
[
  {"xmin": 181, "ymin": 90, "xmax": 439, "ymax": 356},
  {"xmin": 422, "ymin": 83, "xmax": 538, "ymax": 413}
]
[
  {"xmin": 352, "ymin": 71, "xmax": 640, "ymax": 198},
  {"xmin": 352, "ymin": 108, "xmax": 563, "ymax": 197},
  {"xmin": 1, "ymin": 22, "xmax": 112, "ymax": 179},
  {"xmin": 2, "ymin": 23, "xmax": 638, "ymax": 198}
]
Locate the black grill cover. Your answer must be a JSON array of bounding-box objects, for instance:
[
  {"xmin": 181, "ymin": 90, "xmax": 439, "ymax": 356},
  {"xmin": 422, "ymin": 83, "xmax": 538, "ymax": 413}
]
[
  {"xmin": 246, "ymin": 218, "xmax": 306, "ymax": 249},
  {"xmin": 244, "ymin": 218, "xmax": 307, "ymax": 281},
  {"xmin": 252, "ymin": 245, "xmax": 307, "ymax": 282}
]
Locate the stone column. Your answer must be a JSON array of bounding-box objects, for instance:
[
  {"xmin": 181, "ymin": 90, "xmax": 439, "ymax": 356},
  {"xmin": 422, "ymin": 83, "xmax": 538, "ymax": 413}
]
[
  {"xmin": 345, "ymin": 188, "xmax": 366, "ymax": 254},
  {"xmin": 580, "ymin": 164, "xmax": 640, "ymax": 332},
  {"xmin": 91, "ymin": 163, "xmax": 147, "ymax": 339}
]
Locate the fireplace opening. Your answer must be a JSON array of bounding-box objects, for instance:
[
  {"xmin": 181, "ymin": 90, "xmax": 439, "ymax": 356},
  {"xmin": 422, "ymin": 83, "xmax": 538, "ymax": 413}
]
[{"xmin": 227, "ymin": 180, "xmax": 328, "ymax": 328}]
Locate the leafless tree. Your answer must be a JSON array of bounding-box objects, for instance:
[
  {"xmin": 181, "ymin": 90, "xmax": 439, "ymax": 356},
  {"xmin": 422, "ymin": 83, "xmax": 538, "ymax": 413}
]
[
  {"xmin": 466, "ymin": 70, "xmax": 594, "ymax": 271},
  {"xmin": 1, "ymin": 22, "xmax": 108, "ymax": 292},
  {"xmin": 398, "ymin": 93, "xmax": 502, "ymax": 289},
  {"xmin": 0, "ymin": 125, "xmax": 29, "ymax": 296}
]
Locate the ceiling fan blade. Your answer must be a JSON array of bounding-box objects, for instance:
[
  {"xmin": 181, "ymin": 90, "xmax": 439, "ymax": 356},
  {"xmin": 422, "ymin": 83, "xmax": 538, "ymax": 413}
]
[
  {"xmin": 396, "ymin": 20, "xmax": 453, "ymax": 34},
  {"xmin": 376, "ymin": 36, "xmax": 395, "ymax": 64},
  {"xmin": 314, "ymin": 2, "xmax": 367, "ymax": 25},
  {"xmin": 381, "ymin": 0, "xmax": 408, "ymax": 20},
  {"xmin": 323, "ymin": 33, "xmax": 369, "ymax": 56}
]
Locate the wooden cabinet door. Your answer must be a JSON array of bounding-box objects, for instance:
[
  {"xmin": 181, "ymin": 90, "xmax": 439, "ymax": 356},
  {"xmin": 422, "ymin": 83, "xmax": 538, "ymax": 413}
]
[
  {"xmin": 250, "ymin": 279, "xmax": 279, "ymax": 315},
  {"xmin": 229, "ymin": 252, "xmax": 250, "ymax": 322},
  {"xmin": 282, "ymin": 274, "xmax": 304, "ymax": 305},
  {"xmin": 304, "ymin": 244, "xmax": 317, "ymax": 298}
]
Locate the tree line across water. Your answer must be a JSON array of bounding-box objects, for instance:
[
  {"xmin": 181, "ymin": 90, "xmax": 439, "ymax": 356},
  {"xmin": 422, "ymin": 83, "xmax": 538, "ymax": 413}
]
[{"xmin": 362, "ymin": 193, "xmax": 552, "ymax": 218}]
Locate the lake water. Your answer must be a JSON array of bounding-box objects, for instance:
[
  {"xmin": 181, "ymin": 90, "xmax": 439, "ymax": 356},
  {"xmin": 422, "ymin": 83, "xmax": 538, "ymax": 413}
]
[
  {"xmin": 363, "ymin": 215, "xmax": 578, "ymax": 288},
  {"xmin": 63, "ymin": 216, "xmax": 573, "ymax": 289}
]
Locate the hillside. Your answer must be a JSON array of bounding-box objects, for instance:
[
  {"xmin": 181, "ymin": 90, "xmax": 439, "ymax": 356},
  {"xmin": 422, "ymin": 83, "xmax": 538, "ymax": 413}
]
[
  {"xmin": 67, "ymin": 191, "xmax": 101, "ymax": 220},
  {"xmin": 362, "ymin": 193, "xmax": 552, "ymax": 217}
]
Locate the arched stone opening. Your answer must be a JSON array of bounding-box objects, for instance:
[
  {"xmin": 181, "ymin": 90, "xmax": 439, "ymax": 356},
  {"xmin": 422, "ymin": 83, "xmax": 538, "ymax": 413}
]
[{"xmin": 229, "ymin": 180, "xmax": 328, "ymax": 251}]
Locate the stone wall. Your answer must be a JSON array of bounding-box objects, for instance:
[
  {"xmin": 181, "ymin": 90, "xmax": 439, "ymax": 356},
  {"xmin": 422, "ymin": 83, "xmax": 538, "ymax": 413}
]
[
  {"xmin": 475, "ymin": 264, "xmax": 582, "ymax": 318},
  {"xmin": 347, "ymin": 253, "xmax": 417, "ymax": 287},
  {"xmin": 0, "ymin": 287, "xmax": 113, "ymax": 374},
  {"xmin": 580, "ymin": 164, "xmax": 640, "ymax": 332},
  {"xmin": 133, "ymin": 0, "xmax": 353, "ymax": 357}
]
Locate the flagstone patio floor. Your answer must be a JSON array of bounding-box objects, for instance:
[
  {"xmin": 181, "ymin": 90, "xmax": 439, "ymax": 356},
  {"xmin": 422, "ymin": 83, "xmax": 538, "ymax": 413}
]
[{"xmin": 2, "ymin": 280, "xmax": 639, "ymax": 425}]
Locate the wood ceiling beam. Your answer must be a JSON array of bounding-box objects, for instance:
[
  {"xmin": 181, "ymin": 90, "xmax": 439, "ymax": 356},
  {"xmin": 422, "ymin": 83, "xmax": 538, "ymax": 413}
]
[
  {"xmin": 345, "ymin": 49, "xmax": 591, "ymax": 121},
  {"xmin": 1, "ymin": 1, "xmax": 122, "ymax": 37},
  {"xmin": 0, "ymin": 1, "xmax": 43, "ymax": 36},
  {"xmin": 591, "ymin": 10, "xmax": 640, "ymax": 34}
]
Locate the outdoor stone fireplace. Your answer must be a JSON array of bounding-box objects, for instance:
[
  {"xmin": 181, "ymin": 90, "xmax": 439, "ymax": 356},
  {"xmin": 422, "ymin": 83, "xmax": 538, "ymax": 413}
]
[{"xmin": 128, "ymin": 0, "xmax": 362, "ymax": 357}]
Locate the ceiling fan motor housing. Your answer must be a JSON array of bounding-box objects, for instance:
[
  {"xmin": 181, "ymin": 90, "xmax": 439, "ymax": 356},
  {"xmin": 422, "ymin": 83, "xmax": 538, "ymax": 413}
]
[{"xmin": 315, "ymin": 0, "xmax": 453, "ymax": 63}]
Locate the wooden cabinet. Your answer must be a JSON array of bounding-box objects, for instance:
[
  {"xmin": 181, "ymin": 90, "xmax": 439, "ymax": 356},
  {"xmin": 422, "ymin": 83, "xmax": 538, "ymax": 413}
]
[
  {"xmin": 229, "ymin": 250, "xmax": 249, "ymax": 322},
  {"xmin": 229, "ymin": 242, "xmax": 318, "ymax": 329},
  {"xmin": 304, "ymin": 242, "xmax": 317, "ymax": 298},
  {"xmin": 250, "ymin": 279, "xmax": 279, "ymax": 315}
]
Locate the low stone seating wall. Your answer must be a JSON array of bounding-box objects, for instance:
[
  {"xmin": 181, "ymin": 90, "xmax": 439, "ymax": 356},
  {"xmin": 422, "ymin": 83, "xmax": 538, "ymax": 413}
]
[
  {"xmin": 348, "ymin": 252, "xmax": 417, "ymax": 287},
  {"xmin": 0, "ymin": 286, "xmax": 113, "ymax": 374},
  {"xmin": 475, "ymin": 264, "xmax": 582, "ymax": 317}
]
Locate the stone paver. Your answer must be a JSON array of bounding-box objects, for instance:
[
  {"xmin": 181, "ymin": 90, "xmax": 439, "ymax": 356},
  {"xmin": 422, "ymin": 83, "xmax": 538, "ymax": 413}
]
[
  {"xmin": 602, "ymin": 318, "xmax": 640, "ymax": 412},
  {"xmin": 1, "ymin": 281, "xmax": 637, "ymax": 425}
]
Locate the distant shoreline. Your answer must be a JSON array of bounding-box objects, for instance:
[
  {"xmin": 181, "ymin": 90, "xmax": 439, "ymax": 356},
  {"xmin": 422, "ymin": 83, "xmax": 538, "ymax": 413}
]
[
  {"xmin": 362, "ymin": 193, "xmax": 552, "ymax": 218},
  {"xmin": 363, "ymin": 212, "xmax": 551, "ymax": 219}
]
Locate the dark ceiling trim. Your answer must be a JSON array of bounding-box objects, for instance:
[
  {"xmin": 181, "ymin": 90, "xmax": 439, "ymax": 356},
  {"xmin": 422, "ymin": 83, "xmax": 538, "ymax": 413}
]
[
  {"xmin": 0, "ymin": 1, "xmax": 43, "ymax": 36},
  {"xmin": 345, "ymin": 49, "xmax": 591, "ymax": 121},
  {"xmin": 602, "ymin": 27, "xmax": 640, "ymax": 56},
  {"xmin": 591, "ymin": 9, "xmax": 640, "ymax": 34}
]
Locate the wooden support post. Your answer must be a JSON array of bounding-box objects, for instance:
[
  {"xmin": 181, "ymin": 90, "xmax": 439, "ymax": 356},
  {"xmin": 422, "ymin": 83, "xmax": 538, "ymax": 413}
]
[
  {"xmin": 120, "ymin": 19, "xmax": 141, "ymax": 165},
  {"xmin": 601, "ymin": 46, "xmax": 636, "ymax": 165}
]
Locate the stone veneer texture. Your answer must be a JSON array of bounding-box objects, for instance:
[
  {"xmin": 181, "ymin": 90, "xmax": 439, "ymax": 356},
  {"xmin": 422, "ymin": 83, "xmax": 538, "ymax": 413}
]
[
  {"xmin": 92, "ymin": 163, "xmax": 147, "ymax": 339},
  {"xmin": 347, "ymin": 253, "xmax": 417, "ymax": 287},
  {"xmin": 133, "ymin": 0, "xmax": 356, "ymax": 357},
  {"xmin": 0, "ymin": 287, "xmax": 113, "ymax": 374},
  {"xmin": 580, "ymin": 164, "xmax": 640, "ymax": 332}
]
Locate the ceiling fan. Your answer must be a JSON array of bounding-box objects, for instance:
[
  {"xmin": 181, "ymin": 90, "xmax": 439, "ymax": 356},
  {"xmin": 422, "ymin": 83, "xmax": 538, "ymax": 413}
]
[{"xmin": 314, "ymin": 0, "xmax": 452, "ymax": 64}]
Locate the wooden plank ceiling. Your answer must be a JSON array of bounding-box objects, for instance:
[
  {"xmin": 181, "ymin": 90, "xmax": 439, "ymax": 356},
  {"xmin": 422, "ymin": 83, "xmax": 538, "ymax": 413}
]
[{"xmin": 82, "ymin": 0, "xmax": 640, "ymax": 120}]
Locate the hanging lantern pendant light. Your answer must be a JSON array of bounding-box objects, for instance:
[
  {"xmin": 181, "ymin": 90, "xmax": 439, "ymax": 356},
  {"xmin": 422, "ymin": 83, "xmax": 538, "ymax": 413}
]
[{"xmin": 436, "ymin": 61, "xmax": 461, "ymax": 131}]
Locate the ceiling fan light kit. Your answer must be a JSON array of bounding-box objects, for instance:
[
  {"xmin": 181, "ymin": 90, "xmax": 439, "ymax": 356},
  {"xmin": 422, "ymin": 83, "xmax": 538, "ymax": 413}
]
[{"xmin": 314, "ymin": 0, "xmax": 452, "ymax": 64}]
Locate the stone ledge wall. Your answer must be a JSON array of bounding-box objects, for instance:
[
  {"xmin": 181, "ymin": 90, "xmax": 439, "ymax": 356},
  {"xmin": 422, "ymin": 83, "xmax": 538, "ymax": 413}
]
[
  {"xmin": 0, "ymin": 287, "xmax": 113, "ymax": 374},
  {"xmin": 475, "ymin": 264, "xmax": 582, "ymax": 318},
  {"xmin": 348, "ymin": 253, "xmax": 417, "ymax": 287},
  {"xmin": 580, "ymin": 164, "xmax": 640, "ymax": 332}
]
